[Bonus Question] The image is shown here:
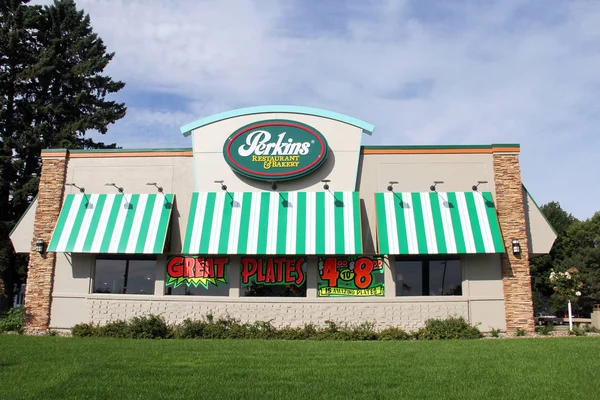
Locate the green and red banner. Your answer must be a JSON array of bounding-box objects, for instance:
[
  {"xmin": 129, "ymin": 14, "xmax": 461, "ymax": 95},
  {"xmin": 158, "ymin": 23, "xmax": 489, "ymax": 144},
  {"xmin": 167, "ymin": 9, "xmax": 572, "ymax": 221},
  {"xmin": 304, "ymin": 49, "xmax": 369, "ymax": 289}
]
[
  {"xmin": 223, "ymin": 119, "xmax": 328, "ymax": 181},
  {"xmin": 166, "ymin": 256, "xmax": 229, "ymax": 289},
  {"xmin": 318, "ymin": 256, "xmax": 384, "ymax": 297}
]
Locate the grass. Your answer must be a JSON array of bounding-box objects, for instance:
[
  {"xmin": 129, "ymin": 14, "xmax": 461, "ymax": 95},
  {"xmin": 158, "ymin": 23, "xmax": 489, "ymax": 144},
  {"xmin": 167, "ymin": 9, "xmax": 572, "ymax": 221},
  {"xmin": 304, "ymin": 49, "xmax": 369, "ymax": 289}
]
[{"xmin": 0, "ymin": 336, "xmax": 599, "ymax": 399}]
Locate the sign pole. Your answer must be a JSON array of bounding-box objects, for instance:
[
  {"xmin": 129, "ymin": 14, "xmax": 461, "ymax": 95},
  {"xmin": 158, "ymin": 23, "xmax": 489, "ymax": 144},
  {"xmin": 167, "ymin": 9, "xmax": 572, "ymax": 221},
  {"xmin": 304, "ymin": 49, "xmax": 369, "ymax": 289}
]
[{"xmin": 568, "ymin": 299, "xmax": 573, "ymax": 331}]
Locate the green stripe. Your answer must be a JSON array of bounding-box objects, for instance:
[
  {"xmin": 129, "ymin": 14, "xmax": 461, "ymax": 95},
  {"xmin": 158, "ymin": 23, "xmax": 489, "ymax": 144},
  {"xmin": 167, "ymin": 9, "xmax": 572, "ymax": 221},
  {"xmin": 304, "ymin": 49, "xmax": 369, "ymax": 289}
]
[
  {"xmin": 48, "ymin": 194, "xmax": 75, "ymax": 251},
  {"xmin": 153, "ymin": 194, "xmax": 174, "ymax": 253},
  {"xmin": 182, "ymin": 193, "xmax": 198, "ymax": 254},
  {"xmin": 99, "ymin": 195, "xmax": 125, "ymax": 252},
  {"xmin": 393, "ymin": 193, "xmax": 410, "ymax": 254},
  {"xmin": 117, "ymin": 194, "xmax": 140, "ymax": 253},
  {"xmin": 446, "ymin": 192, "xmax": 467, "ymax": 254},
  {"xmin": 295, "ymin": 193, "xmax": 306, "ymax": 254},
  {"xmin": 198, "ymin": 192, "xmax": 217, "ymax": 253},
  {"xmin": 464, "ymin": 192, "xmax": 486, "ymax": 253},
  {"xmin": 81, "ymin": 195, "xmax": 107, "ymax": 252},
  {"xmin": 134, "ymin": 195, "xmax": 157, "ymax": 253},
  {"xmin": 353, "ymin": 192, "xmax": 362, "ymax": 253},
  {"xmin": 64, "ymin": 196, "xmax": 91, "ymax": 252},
  {"xmin": 256, "ymin": 192, "xmax": 271, "ymax": 254},
  {"xmin": 315, "ymin": 192, "xmax": 326, "ymax": 254},
  {"xmin": 237, "ymin": 192, "xmax": 253, "ymax": 254},
  {"xmin": 276, "ymin": 193, "xmax": 289, "ymax": 254},
  {"xmin": 482, "ymin": 192, "xmax": 505, "ymax": 252},
  {"xmin": 334, "ymin": 192, "xmax": 346, "ymax": 254},
  {"xmin": 217, "ymin": 193, "xmax": 234, "ymax": 254},
  {"xmin": 375, "ymin": 193, "xmax": 389, "ymax": 254},
  {"xmin": 411, "ymin": 193, "xmax": 428, "ymax": 254},
  {"xmin": 429, "ymin": 192, "xmax": 447, "ymax": 254}
]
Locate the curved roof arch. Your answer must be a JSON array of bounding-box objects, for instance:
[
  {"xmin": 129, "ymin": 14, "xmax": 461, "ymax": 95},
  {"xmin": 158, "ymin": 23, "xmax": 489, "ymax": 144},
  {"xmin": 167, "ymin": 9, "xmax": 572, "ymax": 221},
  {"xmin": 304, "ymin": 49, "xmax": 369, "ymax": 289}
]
[{"xmin": 180, "ymin": 105, "xmax": 375, "ymax": 136}]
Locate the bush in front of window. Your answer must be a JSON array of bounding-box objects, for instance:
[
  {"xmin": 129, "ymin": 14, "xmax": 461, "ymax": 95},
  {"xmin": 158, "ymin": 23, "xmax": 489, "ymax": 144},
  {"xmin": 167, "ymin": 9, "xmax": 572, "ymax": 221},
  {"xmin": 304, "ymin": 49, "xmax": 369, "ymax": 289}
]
[
  {"xmin": 0, "ymin": 308, "xmax": 23, "ymax": 333},
  {"xmin": 413, "ymin": 316, "xmax": 482, "ymax": 340}
]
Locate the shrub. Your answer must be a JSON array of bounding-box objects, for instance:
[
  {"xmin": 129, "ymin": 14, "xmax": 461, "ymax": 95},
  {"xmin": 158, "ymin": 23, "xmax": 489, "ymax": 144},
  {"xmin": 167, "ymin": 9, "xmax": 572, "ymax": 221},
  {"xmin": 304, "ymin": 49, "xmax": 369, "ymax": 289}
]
[
  {"xmin": 515, "ymin": 328, "xmax": 527, "ymax": 337},
  {"xmin": 0, "ymin": 308, "xmax": 23, "ymax": 333},
  {"xmin": 71, "ymin": 323, "xmax": 97, "ymax": 337},
  {"xmin": 247, "ymin": 320, "xmax": 277, "ymax": 339},
  {"xmin": 414, "ymin": 316, "xmax": 482, "ymax": 340},
  {"xmin": 379, "ymin": 327, "xmax": 411, "ymax": 341},
  {"xmin": 350, "ymin": 321, "xmax": 378, "ymax": 341},
  {"xmin": 128, "ymin": 315, "xmax": 170, "ymax": 339},
  {"xmin": 172, "ymin": 319, "xmax": 207, "ymax": 339},
  {"xmin": 277, "ymin": 326, "xmax": 310, "ymax": 340},
  {"xmin": 96, "ymin": 320, "xmax": 130, "ymax": 338},
  {"xmin": 569, "ymin": 324, "xmax": 586, "ymax": 336},
  {"xmin": 535, "ymin": 325, "xmax": 554, "ymax": 336},
  {"xmin": 489, "ymin": 327, "xmax": 501, "ymax": 338}
]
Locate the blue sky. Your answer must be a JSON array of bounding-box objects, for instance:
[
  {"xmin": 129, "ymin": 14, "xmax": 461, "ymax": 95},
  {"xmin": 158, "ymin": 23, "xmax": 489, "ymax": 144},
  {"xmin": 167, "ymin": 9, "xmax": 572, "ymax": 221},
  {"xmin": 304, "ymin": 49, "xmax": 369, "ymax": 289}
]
[{"xmin": 33, "ymin": 0, "xmax": 600, "ymax": 219}]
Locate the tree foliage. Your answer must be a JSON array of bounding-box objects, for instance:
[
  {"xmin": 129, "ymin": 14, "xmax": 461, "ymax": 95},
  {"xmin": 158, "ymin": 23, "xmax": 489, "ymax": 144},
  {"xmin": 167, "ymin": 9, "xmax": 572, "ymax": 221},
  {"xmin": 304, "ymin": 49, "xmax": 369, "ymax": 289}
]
[{"xmin": 0, "ymin": 0, "xmax": 125, "ymax": 308}]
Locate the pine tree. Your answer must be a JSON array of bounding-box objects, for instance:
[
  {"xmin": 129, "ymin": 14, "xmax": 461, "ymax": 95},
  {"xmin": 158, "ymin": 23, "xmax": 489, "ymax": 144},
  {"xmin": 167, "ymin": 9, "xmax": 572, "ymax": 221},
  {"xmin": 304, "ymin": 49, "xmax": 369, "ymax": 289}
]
[{"xmin": 0, "ymin": 0, "xmax": 126, "ymax": 308}]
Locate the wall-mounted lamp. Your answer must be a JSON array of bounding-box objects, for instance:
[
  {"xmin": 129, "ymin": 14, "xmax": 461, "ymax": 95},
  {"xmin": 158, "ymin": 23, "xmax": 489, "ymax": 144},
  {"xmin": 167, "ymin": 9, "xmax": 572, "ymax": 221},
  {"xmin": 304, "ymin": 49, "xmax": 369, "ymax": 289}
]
[
  {"xmin": 65, "ymin": 183, "xmax": 85, "ymax": 193},
  {"xmin": 146, "ymin": 182, "xmax": 163, "ymax": 193},
  {"xmin": 387, "ymin": 181, "xmax": 399, "ymax": 192},
  {"xmin": 512, "ymin": 239, "xmax": 521, "ymax": 255},
  {"xmin": 270, "ymin": 181, "xmax": 278, "ymax": 191},
  {"xmin": 36, "ymin": 238, "xmax": 45, "ymax": 254},
  {"xmin": 105, "ymin": 183, "xmax": 124, "ymax": 193},
  {"xmin": 321, "ymin": 179, "xmax": 331, "ymax": 191},
  {"xmin": 214, "ymin": 180, "xmax": 227, "ymax": 191},
  {"xmin": 472, "ymin": 181, "xmax": 488, "ymax": 191},
  {"xmin": 430, "ymin": 181, "xmax": 444, "ymax": 192}
]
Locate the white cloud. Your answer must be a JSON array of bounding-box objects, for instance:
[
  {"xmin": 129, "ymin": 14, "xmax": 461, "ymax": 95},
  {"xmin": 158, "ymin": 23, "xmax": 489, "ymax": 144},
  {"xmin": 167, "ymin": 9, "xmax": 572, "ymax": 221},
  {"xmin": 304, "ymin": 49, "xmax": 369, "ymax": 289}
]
[{"xmin": 30, "ymin": 0, "xmax": 600, "ymax": 218}]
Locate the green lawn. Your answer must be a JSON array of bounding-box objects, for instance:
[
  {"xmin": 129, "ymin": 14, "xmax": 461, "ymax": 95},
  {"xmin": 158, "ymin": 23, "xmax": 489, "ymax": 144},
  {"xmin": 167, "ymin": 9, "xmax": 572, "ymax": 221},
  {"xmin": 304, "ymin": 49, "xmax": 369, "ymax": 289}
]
[{"xmin": 0, "ymin": 336, "xmax": 598, "ymax": 400}]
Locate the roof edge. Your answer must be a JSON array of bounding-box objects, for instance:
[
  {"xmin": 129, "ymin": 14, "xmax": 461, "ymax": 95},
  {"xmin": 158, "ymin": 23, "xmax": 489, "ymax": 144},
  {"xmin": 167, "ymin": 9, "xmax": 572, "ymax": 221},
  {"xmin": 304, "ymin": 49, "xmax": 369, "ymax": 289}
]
[{"xmin": 180, "ymin": 105, "xmax": 375, "ymax": 136}]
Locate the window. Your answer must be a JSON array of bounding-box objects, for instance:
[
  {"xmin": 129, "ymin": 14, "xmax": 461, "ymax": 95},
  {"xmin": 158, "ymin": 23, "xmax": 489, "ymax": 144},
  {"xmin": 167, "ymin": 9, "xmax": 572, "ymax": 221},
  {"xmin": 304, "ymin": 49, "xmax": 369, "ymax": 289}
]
[
  {"xmin": 93, "ymin": 258, "xmax": 155, "ymax": 295},
  {"xmin": 395, "ymin": 258, "xmax": 462, "ymax": 296},
  {"xmin": 240, "ymin": 257, "xmax": 307, "ymax": 297}
]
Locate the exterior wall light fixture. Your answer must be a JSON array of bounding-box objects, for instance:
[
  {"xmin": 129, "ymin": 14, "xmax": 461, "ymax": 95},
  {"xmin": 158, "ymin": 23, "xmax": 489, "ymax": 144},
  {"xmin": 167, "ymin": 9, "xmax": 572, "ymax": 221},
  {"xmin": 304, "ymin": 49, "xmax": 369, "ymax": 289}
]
[
  {"xmin": 146, "ymin": 182, "xmax": 163, "ymax": 193},
  {"xmin": 321, "ymin": 180, "xmax": 330, "ymax": 191},
  {"xmin": 270, "ymin": 181, "xmax": 278, "ymax": 191},
  {"xmin": 36, "ymin": 238, "xmax": 45, "ymax": 254},
  {"xmin": 430, "ymin": 181, "xmax": 444, "ymax": 192},
  {"xmin": 105, "ymin": 183, "xmax": 124, "ymax": 193},
  {"xmin": 512, "ymin": 239, "xmax": 521, "ymax": 255},
  {"xmin": 472, "ymin": 181, "xmax": 488, "ymax": 191},
  {"xmin": 65, "ymin": 183, "xmax": 85, "ymax": 193},
  {"xmin": 387, "ymin": 181, "xmax": 398, "ymax": 192},
  {"xmin": 214, "ymin": 180, "xmax": 227, "ymax": 191}
]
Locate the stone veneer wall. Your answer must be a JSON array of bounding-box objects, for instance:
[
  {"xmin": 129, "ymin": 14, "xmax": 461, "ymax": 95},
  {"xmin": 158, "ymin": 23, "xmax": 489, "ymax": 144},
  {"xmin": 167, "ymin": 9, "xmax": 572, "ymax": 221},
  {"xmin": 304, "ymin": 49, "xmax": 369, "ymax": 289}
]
[
  {"xmin": 493, "ymin": 153, "xmax": 534, "ymax": 334},
  {"xmin": 87, "ymin": 297, "xmax": 469, "ymax": 331},
  {"xmin": 23, "ymin": 152, "xmax": 68, "ymax": 332}
]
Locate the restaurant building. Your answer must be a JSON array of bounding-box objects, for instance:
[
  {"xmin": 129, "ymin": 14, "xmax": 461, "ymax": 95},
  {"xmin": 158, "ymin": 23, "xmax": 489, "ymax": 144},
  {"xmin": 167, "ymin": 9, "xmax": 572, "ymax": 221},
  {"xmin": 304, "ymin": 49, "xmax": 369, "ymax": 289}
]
[{"xmin": 10, "ymin": 106, "xmax": 556, "ymax": 334}]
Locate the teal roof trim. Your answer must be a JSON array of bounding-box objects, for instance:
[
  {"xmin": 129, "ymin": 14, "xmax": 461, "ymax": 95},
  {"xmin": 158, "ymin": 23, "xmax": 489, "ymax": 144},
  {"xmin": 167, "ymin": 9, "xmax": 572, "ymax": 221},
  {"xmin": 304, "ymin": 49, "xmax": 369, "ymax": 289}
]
[{"xmin": 180, "ymin": 105, "xmax": 375, "ymax": 136}]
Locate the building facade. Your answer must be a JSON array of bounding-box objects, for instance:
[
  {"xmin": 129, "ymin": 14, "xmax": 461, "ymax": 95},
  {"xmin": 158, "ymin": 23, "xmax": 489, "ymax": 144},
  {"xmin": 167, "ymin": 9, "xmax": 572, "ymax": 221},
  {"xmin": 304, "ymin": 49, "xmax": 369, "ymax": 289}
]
[{"xmin": 10, "ymin": 106, "xmax": 556, "ymax": 334}]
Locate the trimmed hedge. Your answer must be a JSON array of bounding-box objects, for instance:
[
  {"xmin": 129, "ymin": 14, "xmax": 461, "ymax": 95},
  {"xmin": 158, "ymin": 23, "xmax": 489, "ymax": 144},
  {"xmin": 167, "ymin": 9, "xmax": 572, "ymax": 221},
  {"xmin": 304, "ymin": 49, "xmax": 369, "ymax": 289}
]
[{"xmin": 71, "ymin": 314, "xmax": 482, "ymax": 341}]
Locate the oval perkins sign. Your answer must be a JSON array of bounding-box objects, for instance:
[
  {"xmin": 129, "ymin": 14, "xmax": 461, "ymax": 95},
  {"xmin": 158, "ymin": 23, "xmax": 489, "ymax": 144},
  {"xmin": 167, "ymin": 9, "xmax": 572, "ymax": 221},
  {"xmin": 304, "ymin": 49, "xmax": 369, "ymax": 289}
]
[{"xmin": 223, "ymin": 119, "xmax": 329, "ymax": 181}]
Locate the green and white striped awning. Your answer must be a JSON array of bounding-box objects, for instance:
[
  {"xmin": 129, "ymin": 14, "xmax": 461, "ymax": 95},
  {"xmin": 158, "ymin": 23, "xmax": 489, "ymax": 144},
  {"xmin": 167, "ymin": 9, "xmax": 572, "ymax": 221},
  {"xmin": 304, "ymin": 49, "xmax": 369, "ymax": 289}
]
[
  {"xmin": 375, "ymin": 192, "xmax": 504, "ymax": 255},
  {"xmin": 48, "ymin": 193, "xmax": 174, "ymax": 254},
  {"xmin": 183, "ymin": 191, "xmax": 362, "ymax": 255}
]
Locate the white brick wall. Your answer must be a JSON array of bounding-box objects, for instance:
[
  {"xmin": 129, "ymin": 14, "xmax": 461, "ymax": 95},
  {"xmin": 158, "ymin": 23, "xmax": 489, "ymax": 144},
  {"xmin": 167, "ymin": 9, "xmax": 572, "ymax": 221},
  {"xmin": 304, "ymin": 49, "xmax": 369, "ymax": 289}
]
[{"xmin": 87, "ymin": 297, "xmax": 468, "ymax": 331}]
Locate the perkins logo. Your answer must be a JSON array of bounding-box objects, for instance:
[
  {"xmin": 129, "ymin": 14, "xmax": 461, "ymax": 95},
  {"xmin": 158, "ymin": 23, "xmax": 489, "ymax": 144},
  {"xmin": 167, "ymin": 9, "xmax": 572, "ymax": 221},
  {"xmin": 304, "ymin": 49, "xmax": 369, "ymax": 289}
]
[{"xmin": 223, "ymin": 120, "xmax": 328, "ymax": 181}]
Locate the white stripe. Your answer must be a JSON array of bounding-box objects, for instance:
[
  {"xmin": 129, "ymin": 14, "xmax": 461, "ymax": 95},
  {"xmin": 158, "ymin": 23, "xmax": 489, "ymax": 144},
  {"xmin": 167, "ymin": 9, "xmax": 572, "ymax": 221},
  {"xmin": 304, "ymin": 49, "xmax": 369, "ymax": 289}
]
[
  {"xmin": 266, "ymin": 192, "xmax": 279, "ymax": 254},
  {"xmin": 402, "ymin": 192, "xmax": 419, "ymax": 254},
  {"xmin": 324, "ymin": 192, "xmax": 332, "ymax": 254},
  {"xmin": 455, "ymin": 192, "xmax": 476, "ymax": 253},
  {"xmin": 246, "ymin": 192, "xmax": 261, "ymax": 254},
  {"xmin": 208, "ymin": 191, "xmax": 226, "ymax": 254},
  {"xmin": 227, "ymin": 192, "xmax": 243, "ymax": 253},
  {"xmin": 383, "ymin": 193, "xmax": 400, "ymax": 255},
  {"xmin": 420, "ymin": 193, "xmax": 438, "ymax": 254},
  {"xmin": 343, "ymin": 192, "xmax": 353, "ymax": 254},
  {"xmin": 108, "ymin": 195, "xmax": 131, "ymax": 253},
  {"xmin": 90, "ymin": 194, "xmax": 116, "ymax": 253},
  {"xmin": 143, "ymin": 195, "xmax": 164, "ymax": 253},
  {"xmin": 473, "ymin": 193, "xmax": 495, "ymax": 253},
  {"xmin": 305, "ymin": 192, "xmax": 315, "ymax": 254},
  {"xmin": 286, "ymin": 192, "xmax": 297, "ymax": 255},
  {"xmin": 189, "ymin": 192, "xmax": 208, "ymax": 253},
  {"xmin": 56, "ymin": 194, "xmax": 84, "ymax": 251},
  {"xmin": 438, "ymin": 192, "xmax": 457, "ymax": 254},
  {"xmin": 125, "ymin": 195, "xmax": 149, "ymax": 253},
  {"xmin": 72, "ymin": 194, "xmax": 99, "ymax": 253}
]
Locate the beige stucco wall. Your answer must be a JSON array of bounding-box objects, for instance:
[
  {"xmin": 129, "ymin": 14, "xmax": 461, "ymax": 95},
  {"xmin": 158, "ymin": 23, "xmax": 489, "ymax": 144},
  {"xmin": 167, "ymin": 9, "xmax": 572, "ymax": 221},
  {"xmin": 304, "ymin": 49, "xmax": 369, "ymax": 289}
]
[
  {"xmin": 191, "ymin": 113, "xmax": 364, "ymax": 192},
  {"xmin": 9, "ymin": 197, "xmax": 38, "ymax": 254}
]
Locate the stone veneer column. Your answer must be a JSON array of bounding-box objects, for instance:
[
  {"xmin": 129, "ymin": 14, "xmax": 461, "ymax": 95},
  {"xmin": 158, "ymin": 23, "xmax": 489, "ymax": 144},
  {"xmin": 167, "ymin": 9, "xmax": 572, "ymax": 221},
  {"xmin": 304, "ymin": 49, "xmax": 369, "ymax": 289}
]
[
  {"xmin": 23, "ymin": 150, "xmax": 68, "ymax": 332},
  {"xmin": 493, "ymin": 150, "xmax": 534, "ymax": 334}
]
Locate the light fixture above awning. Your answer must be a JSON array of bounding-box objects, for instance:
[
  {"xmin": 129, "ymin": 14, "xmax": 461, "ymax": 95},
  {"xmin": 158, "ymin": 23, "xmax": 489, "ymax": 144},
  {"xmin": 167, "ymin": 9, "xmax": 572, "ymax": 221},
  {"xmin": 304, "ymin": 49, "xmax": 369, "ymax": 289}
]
[
  {"xmin": 182, "ymin": 191, "xmax": 363, "ymax": 255},
  {"xmin": 375, "ymin": 191, "xmax": 504, "ymax": 255},
  {"xmin": 48, "ymin": 193, "xmax": 174, "ymax": 254}
]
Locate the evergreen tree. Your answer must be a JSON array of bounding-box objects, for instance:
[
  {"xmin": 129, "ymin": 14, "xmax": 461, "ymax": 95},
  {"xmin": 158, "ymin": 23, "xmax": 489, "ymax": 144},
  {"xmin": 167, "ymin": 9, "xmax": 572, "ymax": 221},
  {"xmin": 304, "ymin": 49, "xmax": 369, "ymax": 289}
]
[{"xmin": 0, "ymin": 0, "xmax": 125, "ymax": 308}]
